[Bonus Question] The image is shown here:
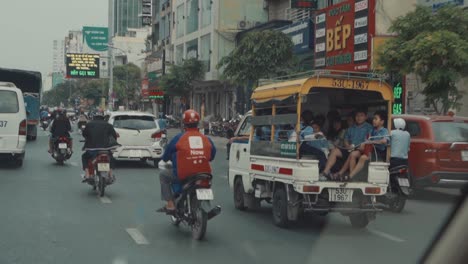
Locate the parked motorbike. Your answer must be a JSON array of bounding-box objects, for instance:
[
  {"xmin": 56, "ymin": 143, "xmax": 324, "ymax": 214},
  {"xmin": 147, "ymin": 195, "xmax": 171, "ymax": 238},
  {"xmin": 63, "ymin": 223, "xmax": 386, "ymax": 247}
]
[
  {"xmin": 52, "ymin": 136, "xmax": 72, "ymax": 165},
  {"xmin": 158, "ymin": 162, "xmax": 221, "ymax": 240},
  {"xmin": 85, "ymin": 150, "xmax": 114, "ymax": 197},
  {"xmin": 377, "ymin": 165, "xmax": 411, "ymax": 213}
]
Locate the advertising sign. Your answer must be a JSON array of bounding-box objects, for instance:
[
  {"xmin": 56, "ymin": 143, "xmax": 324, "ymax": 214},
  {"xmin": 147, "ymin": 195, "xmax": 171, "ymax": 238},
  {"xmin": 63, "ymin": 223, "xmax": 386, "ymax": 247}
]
[
  {"xmin": 141, "ymin": 78, "xmax": 149, "ymax": 98},
  {"xmin": 142, "ymin": 0, "xmax": 152, "ymax": 26},
  {"xmin": 66, "ymin": 53, "xmax": 100, "ymax": 79},
  {"xmin": 291, "ymin": 0, "xmax": 318, "ymax": 9},
  {"xmin": 314, "ymin": 0, "xmax": 376, "ymax": 71},
  {"xmin": 279, "ymin": 19, "xmax": 313, "ymax": 54},
  {"xmin": 82, "ymin": 27, "xmax": 109, "ymax": 52}
]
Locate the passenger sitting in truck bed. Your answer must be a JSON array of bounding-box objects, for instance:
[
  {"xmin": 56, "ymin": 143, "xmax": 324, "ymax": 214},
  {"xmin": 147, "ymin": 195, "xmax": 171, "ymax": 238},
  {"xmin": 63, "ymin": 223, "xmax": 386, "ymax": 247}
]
[
  {"xmin": 346, "ymin": 111, "xmax": 389, "ymax": 181},
  {"xmin": 320, "ymin": 109, "xmax": 373, "ymax": 181},
  {"xmin": 297, "ymin": 111, "xmax": 327, "ymax": 174}
]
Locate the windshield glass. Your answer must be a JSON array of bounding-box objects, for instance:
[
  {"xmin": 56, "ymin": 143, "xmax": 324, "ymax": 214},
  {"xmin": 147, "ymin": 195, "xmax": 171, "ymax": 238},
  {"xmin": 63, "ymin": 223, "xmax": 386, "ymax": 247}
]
[
  {"xmin": 0, "ymin": 91, "xmax": 19, "ymax": 113},
  {"xmin": 433, "ymin": 122, "xmax": 468, "ymax": 142},
  {"xmin": 113, "ymin": 115, "xmax": 157, "ymax": 130}
]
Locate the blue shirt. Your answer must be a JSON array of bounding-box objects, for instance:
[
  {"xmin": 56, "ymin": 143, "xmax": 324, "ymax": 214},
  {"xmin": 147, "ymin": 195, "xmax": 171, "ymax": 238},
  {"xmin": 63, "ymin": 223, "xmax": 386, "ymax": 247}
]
[
  {"xmin": 391, "ymin": 129, "xmax": 411, "ymax": 159},
  {"xmin": 370, "ymin": 127, "xmax": 389, "ymax": 152},
  {"xmin": 345, "ymin": 122, "xmax": 373, "ymax": 146}
]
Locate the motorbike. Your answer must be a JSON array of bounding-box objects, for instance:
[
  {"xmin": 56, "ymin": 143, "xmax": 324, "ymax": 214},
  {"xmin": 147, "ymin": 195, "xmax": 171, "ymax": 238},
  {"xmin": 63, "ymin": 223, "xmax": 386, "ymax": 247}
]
[
  {"xmin": 85, "ymin": 150, "xmax": 114, "ymax": 197},
  {"xmin": 77, "ymin": 120, "xmax": 87, "ymax": 134},
  {"xmin": 158, "ymin": 162, "xmax": 221, "ymax": 240},
  {"xmin": 40, "ymin": 119, "xmax": 49, "ymax": 131},
  {"xmin": 377, "ymin": 164, "xmax": 411, "ymax": 213},
  {"xmin": 52, "ymin": 136, "xmax": 72, "ymax": 165}
]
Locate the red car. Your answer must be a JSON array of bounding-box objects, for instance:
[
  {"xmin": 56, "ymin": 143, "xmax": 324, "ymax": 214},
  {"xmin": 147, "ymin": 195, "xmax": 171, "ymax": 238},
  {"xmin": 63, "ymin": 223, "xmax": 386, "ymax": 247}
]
[{"xmin": 393, "ymin": 115, "xmax": 468, "ymax": 189}]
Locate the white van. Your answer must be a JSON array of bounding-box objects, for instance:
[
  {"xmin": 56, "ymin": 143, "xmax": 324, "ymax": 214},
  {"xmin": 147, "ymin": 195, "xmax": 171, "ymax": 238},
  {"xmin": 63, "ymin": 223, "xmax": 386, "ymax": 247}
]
[{"xmin": 0, "ymin": 82, "xmax": 27, "ymax": 167}]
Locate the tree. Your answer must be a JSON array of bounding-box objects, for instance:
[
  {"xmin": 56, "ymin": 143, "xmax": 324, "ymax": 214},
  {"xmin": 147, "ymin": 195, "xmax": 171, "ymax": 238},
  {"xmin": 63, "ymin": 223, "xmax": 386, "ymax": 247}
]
[
  {"xmin": 378, "ymin": 5, "xmax": 468, "ymax": 114},
  {"xmin": 217, "ymin": 30, "xmax": 295, "ymax": 87},
  {"xmin": 159, "ymin": 58, "xmax": 205, "ymax": 106},
  {"xmin": 113, "ymin": 63, "xmax": 142, "ymax": 108}
]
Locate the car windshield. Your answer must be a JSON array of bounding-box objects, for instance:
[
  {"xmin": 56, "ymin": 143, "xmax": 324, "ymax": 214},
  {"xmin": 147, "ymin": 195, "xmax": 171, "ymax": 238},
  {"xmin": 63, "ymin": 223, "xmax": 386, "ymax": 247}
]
[
  {"xmin": 113, "ymin": 115, "xmax": 157, "ymax": 130},
  {"xmin": 433, "ymin": 121, "xmax": 468, "ymax": 142},
  {"xmin": 0, "ymin": 91, "xmax": 19, "ymax": 113}
]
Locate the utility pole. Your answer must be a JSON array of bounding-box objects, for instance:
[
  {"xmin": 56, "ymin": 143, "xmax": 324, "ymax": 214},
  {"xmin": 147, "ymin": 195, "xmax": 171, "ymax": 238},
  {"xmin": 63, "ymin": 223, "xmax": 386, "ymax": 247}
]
[
  {"xmin": 162, "ymin": 48, "xmax": 166, "ymax": 116},
  {"xmin": 108, "ymin": 0, "xmax": 114, "ymax": 111}
]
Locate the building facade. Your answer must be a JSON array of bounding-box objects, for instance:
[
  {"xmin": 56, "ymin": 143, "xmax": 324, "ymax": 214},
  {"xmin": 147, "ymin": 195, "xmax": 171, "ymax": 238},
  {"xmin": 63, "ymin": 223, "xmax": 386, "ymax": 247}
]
[{"xmin": 114, "ymin": 0, "xmax": 144, "ymax": 37}]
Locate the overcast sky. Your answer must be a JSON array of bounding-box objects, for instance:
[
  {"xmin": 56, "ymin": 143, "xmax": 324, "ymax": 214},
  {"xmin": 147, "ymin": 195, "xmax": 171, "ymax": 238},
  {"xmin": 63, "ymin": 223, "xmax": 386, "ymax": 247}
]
[{"xmin": 0, "ymin": 0, "xmax": 108, "ymax": 77}]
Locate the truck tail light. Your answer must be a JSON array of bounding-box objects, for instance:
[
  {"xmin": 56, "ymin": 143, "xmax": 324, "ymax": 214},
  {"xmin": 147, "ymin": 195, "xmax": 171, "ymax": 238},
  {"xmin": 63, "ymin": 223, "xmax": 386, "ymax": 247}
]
[{"xmin": 19, "ymin": 119, "xmax": 27, "ymax": 136}]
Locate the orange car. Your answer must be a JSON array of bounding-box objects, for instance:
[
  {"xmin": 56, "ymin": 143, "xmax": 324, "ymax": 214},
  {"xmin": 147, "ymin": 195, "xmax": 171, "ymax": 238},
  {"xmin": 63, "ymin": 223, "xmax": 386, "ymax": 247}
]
[{"xmin": 393, "ymin": 115, "xmax": 468, "ymax": 189}]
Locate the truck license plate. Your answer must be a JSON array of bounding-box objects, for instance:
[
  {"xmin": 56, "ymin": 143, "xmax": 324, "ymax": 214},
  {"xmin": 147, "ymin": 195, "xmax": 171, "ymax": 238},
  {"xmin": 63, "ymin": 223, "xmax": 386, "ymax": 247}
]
[
  {"xmin": 97, "ymin": 163, "xmax": 110, "ymax": 172},
  {"xmin": 196, "ymin": 189, "xmax": 214, "ymax": 200},
  {"xmin": 329, "ymin": 188, "xmax": 353, "ymax": 202},
  {"xmin": 59, "ymin": 143, "xmax": 67, "ymax": 149}
]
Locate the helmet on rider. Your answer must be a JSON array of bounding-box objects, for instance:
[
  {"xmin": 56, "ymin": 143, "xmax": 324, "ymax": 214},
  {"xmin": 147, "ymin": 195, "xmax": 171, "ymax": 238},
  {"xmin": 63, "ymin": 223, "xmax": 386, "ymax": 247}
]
[
  {"xmin": 182, "ymin": 109, "xmax": 200, "ymax": 128},
  {"xmin": 93, "ymin": 111, "xmax": 105, "ymax": 120},
  {"xmin": 394, "ymin": 118, "xmax": 406, "ymax": 130}
]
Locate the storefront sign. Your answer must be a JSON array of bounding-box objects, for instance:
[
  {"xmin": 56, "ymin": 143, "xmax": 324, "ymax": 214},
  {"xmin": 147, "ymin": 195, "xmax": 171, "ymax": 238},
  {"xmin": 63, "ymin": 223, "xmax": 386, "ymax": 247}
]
[
  {"xmin": 279, "ymin": 19, "xmax": 314, "ymax": 54},
  {"xmin": 392, "ymin": 82, "xmax": 405, "ymax": 114},
  {"xmin": 314, "ymin": 0, "xmax": 376, "ymax": 71}
]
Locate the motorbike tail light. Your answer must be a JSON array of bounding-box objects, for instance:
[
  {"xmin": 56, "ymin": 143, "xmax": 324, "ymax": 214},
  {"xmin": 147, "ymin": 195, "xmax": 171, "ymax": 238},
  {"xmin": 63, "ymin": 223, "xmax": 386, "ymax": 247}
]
[
  {"xmin": 19, "ymin": 119, "xmax": 27, "ymax": 136},
  {"xmin": 399, "ymin": 168, "xmax": 407, "ymax": 174},
  {"xmin": 96, "ymin": 155, "xmax": 110, "ymax": 163},
  {"xmin": 365, "ymin": 187, "xmax": 381, "ymax": 194},
  {"xmin": 196, "ymin": 179, "xmax": 211, "ymax": 188}
]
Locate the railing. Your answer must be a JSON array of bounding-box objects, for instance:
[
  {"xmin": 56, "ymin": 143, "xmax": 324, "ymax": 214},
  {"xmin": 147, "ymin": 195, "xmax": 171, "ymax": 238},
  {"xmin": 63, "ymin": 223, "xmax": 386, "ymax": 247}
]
[
  {"xmin": 258, "ymin": 70, "xmax": 386, "ymax": 86},
  {"xmin": 285, "ymin": 8, "xmax": 312, "ymax": 22}
]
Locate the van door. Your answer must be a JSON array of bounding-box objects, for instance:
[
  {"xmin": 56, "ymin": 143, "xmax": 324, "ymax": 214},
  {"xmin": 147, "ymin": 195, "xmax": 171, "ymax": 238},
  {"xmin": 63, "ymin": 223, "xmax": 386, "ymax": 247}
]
[
  {"xmin": 0, "ymin": 89, "xmax": 25, "ymax": 151},
  {"xmin": 229, "ymin": 115, "xmax": 252, "ymax": 184}
]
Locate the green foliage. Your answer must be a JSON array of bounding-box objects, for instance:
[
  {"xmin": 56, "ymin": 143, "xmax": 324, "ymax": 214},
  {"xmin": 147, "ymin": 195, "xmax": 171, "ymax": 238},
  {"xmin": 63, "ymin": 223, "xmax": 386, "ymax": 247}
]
[
  {"xmin": 113, "ymin": 63, "xmax": 142, "ymax": 103},
  {"xmin": 217, "ymin": 30, "xmax": 294, "ymax": 87},
  {"xmin": 378, "ymin": 5, "xmax": 468, "ymax": 114},
  {"xmin": 159, "ymin": 58, "xmax": 205, "ymax": 96}
]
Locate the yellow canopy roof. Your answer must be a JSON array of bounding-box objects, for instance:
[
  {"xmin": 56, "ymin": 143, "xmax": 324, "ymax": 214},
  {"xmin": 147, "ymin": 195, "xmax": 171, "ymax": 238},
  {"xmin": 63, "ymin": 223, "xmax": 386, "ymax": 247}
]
[{"xmin": 252, "ymin": 76, "xmax": 393, "ymax": 102}]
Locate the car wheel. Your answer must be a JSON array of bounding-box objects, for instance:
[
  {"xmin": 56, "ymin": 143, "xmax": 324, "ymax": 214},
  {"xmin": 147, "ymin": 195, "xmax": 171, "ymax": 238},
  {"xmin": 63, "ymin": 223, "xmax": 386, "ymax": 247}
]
[
  {"xmin": 272, "ymin": 186, "xmax": 290, "ymax": 228},
  {"xmin": 349, "ymin": 213, "xmax": 370, "ymax": 229},
  {"xmin": 13, "ymin": 158, "xmax": 23, "ymax": 168},
  {"xmin": 234, "ymin": 177, "xmax": 247, "ymax": 211}
]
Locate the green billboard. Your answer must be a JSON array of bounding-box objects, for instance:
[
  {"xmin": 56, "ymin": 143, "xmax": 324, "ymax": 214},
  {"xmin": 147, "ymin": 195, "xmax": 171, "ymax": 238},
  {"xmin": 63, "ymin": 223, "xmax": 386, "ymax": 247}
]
[{"xmin": 83, "ymin": 26, "xmax": 109, "ymax": 52}]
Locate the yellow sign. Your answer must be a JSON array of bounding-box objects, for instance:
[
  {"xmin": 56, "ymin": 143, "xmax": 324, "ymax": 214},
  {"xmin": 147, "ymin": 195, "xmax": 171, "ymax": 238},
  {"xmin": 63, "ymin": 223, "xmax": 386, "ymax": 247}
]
[{"xmin": 372, "ymin": 36, "xmax": 393, "ymax": 71}]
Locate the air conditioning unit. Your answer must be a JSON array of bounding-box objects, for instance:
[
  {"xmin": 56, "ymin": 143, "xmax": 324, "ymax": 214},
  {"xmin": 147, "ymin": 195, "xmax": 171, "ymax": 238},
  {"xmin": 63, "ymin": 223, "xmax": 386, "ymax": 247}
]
[{"xmin": 238, "ymin": 20, "xmax": 247, "ymax": 29}]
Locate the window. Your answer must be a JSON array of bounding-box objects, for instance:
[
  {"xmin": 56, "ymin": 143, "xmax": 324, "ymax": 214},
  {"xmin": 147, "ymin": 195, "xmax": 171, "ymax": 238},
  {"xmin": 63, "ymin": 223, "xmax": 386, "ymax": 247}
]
[
  {"xmin": 113, "ymin": 115, "xmax": 158, "ymax": 130},
  {"xmin": 200, "ymin": 34, "xmax": 211, "ymax": 72},
  {"xmin": 237, "ymin": 116, "xmax": 252, "ymax": 136},
  {"xmin": 176, "ymin": 44, "xmax": 184, "ymax": 64},
  {"xmin": 186, "ymin": 0, "xmax": 199, "ymax": 34},
  {"xmin": 176, "ymin": 4, "xmax": 184, "ymax": 38},
  {"xmin": 432, "ymin": 122, "xmax": 468, "ymax": 142},
  {"xmin": 201, "ymin": 0, "xmax": 211, "ymax": 28},
  {"xmin": 406, "ymin": 121, "xmax": 421, "ymax": 137},
  {"xmin": 0, "ymin": 91, "xmax": 19, "ymax": 113},
  {"xmin": 186, "ymin": 38, "xmax": 198, "ymax": 59}
]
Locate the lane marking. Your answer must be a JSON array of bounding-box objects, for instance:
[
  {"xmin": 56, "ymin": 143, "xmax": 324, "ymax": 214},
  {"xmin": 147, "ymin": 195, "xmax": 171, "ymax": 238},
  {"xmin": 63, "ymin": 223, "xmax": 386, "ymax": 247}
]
[
  {"xmin": 126, "ymin": 228, "xmax": 149, "ymax": 245},
  {"xmin": 368, "ymin": 228, "xmax": 405, "ymax": 243},
  {"xmin": 100, "ymin": 196, "xmax": 112, "ymax": 204},
  {"xmin": 70, "ymin": 161, "xmax": 79, "ymax": 167}
]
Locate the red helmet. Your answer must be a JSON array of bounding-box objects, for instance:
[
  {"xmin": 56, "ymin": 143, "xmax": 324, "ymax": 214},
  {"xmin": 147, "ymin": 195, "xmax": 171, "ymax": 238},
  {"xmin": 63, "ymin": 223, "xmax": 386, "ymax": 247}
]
[{"xmin": 183, "ymin": 109, "xmax": 200, "ymax": 125}]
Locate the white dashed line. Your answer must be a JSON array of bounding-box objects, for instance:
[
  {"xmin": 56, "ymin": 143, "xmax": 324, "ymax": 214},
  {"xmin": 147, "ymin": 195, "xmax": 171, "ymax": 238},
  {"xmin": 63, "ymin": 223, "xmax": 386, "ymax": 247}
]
[
  {"xmin": 368, "ymin": 228, "xmax": 406, "ymax": 243},
  {"xmin": 126, "ymin": 228, "xmax": 150, "ymax": 245},
  {"xmin": 99, "ymin": 196, "xmax": 112, "ymax": 204}
]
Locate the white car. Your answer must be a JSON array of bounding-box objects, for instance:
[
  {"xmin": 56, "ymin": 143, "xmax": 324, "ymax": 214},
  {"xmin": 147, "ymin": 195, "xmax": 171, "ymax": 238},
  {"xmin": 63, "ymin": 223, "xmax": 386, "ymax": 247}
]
[
  {"xmin": 0, "ymin": 82, "xmax": 27, "ymax": 167},
  {"xmin": 107, "ymin": 111, "xmax": 166, "ymax": 166}
]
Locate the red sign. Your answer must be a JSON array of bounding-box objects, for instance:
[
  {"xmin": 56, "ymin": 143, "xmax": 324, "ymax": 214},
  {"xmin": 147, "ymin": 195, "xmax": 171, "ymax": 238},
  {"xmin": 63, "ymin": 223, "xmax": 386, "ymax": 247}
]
[
  {"xmin": 141, "ymin": 78, "xmax": 149, "ymax": 98},
  {"xmin": 314, "ymin": 0, "xmax": 375, "ymax": 72}
]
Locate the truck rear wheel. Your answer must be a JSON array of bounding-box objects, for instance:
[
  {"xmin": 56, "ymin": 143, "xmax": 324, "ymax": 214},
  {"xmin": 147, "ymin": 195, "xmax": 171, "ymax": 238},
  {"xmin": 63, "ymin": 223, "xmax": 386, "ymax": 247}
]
[
  {"xmin": 272, "ymin": 186, "xmax": 289, "ymax": 228},
  {"xmin": 234, "ymin": 177, "xmax": 247, "ymax": 211},
  {"xmin": 349, "ymin": 213, "xmax": 369, "ymax": 229}
]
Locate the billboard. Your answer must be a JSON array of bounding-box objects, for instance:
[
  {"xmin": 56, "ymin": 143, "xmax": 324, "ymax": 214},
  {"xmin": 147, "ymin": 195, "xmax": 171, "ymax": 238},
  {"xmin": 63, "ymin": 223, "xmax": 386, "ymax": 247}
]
[
  {"xmin": 66, "ymin": 53, "xmax": 100, "ymax": 79},
  {"xmin": 82, "ymin": 27, "xmax": 109, "ymax": 52},
  {"xmin": 314, "ymin": 0, "xmax": 376, "ymax": 71},
  {"xmin": 279, "ymin": 19, "xmax": 313, "ymax": 54}
]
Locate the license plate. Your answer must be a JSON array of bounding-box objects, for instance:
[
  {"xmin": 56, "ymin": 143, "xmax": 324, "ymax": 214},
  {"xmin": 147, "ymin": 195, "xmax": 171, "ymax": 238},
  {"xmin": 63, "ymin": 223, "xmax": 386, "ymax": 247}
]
[
  {"xmin": 59, "ymin": 143, "xmax": 67, "ymax": 149},
  {"xmin": 81, "ymin": 126, "xmax": 86, "ymax": 129},
  {"xmin": 97, "ymin": 163, "xmax": 110, "ymax": 172},
  {"xmin": 462, "ymin": 151, "xmax": 468, "ymax": 161},
  {"xmin": 398, "ymin": 178, "xmax": 410, "ymax": 187},
  {"xmin": 130, "ymin": 150, "xmax": 142, "ymax": 157},
  {"xmin": 329, "ymin": 188, "xmax": 353, "ymax": 202},
  {"xmin": 196, "ymin": 189, "xmax": 214, "ymax": 200}
]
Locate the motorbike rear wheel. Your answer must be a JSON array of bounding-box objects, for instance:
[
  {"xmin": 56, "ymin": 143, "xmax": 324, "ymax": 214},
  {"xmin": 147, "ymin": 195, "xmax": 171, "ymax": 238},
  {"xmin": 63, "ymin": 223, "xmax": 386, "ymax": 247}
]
[
  {"xmin": 191, "ymin": 197, "xmax": 207, "ymax": 240},
  {"xmin": 98, "ymin": 173, "xmax": 105, "ymax": 197},
  {"xmin": 389, "ymin": 194, "xmax": 406, "ymax": 213}
]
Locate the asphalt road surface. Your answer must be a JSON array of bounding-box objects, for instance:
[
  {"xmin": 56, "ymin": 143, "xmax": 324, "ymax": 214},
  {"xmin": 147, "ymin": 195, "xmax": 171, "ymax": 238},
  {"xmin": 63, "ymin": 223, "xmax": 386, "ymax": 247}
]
[{"xmin": 0, "ymin": 128, "xmax": 461, "ymax": 264}]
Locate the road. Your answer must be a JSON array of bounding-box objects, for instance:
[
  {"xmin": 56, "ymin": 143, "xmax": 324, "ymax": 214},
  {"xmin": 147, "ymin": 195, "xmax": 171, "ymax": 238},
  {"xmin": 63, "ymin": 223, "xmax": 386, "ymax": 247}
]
[{"xmin": 0, "ymin": 128, "xmax": 461, "ymax": 264}]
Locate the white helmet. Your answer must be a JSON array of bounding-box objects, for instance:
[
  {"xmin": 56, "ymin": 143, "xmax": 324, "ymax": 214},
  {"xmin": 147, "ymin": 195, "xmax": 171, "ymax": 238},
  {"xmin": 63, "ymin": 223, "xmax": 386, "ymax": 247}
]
[{"xmin": 394, "ymin": 118, "xmax": 406, "ymax": 130}]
